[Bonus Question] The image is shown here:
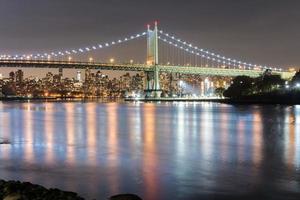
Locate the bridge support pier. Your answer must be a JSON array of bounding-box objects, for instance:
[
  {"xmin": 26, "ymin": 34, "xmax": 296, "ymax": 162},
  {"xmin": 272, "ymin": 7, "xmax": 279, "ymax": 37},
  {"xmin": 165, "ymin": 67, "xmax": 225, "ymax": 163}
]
[
  {"xmin": 153, "ymin": 66, "xmax": 161, "ymax": 98},
  {"xmin": 144, "ymin": 66, "xmax": 161, "ymax": 98},
  {"xmin": 145, "ymin": 72, "xmax": 153, "ymax": 98}
]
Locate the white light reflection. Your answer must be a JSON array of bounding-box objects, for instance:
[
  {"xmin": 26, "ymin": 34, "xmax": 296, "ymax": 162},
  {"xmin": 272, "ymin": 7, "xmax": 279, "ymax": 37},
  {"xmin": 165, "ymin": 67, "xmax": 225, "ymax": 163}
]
[
  {"xmin": 24, "ymin": 103, "xmax": 34, "ymax": 163},
  {"xmin": 44, "ymin": 103, "xmax": 55, "ymax": 164},
  {"xmin": 284, "ymin": 107, "xmax": 295, "ymax": 169},
  {"xmin": 129, "ymin": 103, "xmax": 142, "ymax": 154},
  {"xmin": 200, "ymin": 103, "xmax": 214, "ymax": 162},
  {"xmin": 252, "ymin": 110, "xmax": 263, "ymax": 166},
  {"xmin": 295, "ymin": 106, "xmax": 300, "ymax": 168},
  {"xmin": 0, "ymin": 103, "xmax": 10, "ymax": 160},
  {"xmin": 220, "ymin": 105, "xmax": 229, "ymax": 162}
]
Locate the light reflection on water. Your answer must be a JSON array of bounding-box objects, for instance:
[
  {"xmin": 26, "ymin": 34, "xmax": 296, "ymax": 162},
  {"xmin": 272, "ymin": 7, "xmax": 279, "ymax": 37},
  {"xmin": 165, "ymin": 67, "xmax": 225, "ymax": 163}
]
[{"xmin": 0, "ymin": 102, "xmax": 300, "ymax": 199}]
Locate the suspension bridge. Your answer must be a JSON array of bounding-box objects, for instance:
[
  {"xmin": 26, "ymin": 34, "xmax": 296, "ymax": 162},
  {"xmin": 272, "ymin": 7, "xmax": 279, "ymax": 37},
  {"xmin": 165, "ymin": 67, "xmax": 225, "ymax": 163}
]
[{"xmin": 0, "ymin": 22, "xmax": 295, "ymax": 96}]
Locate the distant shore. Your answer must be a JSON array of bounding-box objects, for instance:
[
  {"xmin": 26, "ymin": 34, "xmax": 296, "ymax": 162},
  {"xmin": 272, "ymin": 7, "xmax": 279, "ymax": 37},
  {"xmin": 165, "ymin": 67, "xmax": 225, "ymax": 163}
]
[
  {"xmin": 221, "ymin": 92, "xmax": 300, "ymax": 105},
  {"xmin": 0, "ymin": 96, "xmax": 124, "ymax": 103},
  {"xmin": 1, "ymin": 95, "xmax": 300, "ymax": 105},
  {"xmin": 125, "ymin": 96, "xmax": 300, "ymax": 105}
]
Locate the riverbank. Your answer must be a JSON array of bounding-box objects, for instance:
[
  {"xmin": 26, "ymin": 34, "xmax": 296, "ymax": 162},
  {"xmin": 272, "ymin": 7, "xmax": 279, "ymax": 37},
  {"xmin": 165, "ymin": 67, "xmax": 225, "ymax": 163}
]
[
  {"xmin": 125, "ymin": 96, "xmax": 300, "ymax": 105},
  {"xmin": 125, "ymin": 90, "xmax": 300, "ymax": 105},
  {"xmin": 1, "ymin": 95, "xmax": 300, "ymax": 105},
  {"xmin": 222, "ymin": 91, "xmax": 300, "ymax": 105},
  {"xmin": 125, "ymin": 97, "xmax": 224, "ymax": 102},
  {"xmin": 0, "ymin": 97, "xmax": 124, "ymax": 103}
]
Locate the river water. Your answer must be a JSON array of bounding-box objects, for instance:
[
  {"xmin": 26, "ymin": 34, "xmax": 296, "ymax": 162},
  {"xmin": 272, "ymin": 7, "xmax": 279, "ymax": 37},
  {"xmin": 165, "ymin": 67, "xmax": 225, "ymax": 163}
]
[{"xmin": 0, "ymin": 101, "xmax": 299, "ymax": 200}]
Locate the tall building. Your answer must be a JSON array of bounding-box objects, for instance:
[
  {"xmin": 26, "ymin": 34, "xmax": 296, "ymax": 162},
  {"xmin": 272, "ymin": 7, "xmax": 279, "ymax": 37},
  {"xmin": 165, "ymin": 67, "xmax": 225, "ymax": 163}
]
[
  {"xmin": 76, "ymin": 71, "xmax": 82, "ymax": 82},
  {"xmin": 15, "ymin": 70, "xmax": 24, "ymax": 85},
  {"xmin": 9, "ymin": 71, "xmax": 15, "ymax": 82},
  {"xmin": 85, "ymin": 68, "xmax": 91, "ymax": 82},
  {"xmin": 46, "ymin": 72, "xmax": 54, "ymax": 83},
  {"xmin": 59, "ymin": 67, "xmax": 63, "ymax": 78}
]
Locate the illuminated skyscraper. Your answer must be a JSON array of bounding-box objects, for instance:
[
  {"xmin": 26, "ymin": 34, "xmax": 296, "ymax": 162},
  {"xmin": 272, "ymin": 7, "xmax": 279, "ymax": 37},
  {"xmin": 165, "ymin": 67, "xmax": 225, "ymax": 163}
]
[
  {"xmin": 9, "ymin": 71, "xmax": 15, "ymax": 82},
  {"xmin": 16, "ymin": 69, "xmax": 24, "ymax": 85},
  {"xmin": 59, "ymin": 67, "xmax": 63, "ymax": 79},
  {"xmin": 76, "ymin": 71, "xmax": 82, "ymax": 82},
  {"xmin": 85, "ymin": 68, "xmax": 91, "ymax": 82}
]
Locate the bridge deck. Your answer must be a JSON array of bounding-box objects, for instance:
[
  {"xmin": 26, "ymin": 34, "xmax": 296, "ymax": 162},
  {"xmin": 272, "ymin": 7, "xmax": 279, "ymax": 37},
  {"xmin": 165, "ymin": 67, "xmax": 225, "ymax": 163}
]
[
  {"xmin": 0, "ymin": 60, "xmax": 152, "ymax": 72},
  {"xmin": 158, "ymin": 65, "xmax": 295, "ymax": 79},
  {"xmin": 0, "ymin": 60, "xmax": 295, "ymax": 79}
]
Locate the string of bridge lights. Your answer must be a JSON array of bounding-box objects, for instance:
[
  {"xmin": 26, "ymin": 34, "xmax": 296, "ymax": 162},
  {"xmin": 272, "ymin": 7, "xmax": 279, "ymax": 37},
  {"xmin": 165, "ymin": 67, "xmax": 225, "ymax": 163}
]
[
  {"xmin": 0, "ymin": 31, "xmax": 147, "ymax": 60},
  {"xmin": 158, "ymin": 36, "xmax": 255, "ymax": 70},
  {"xmin": 158, "ymin": 36, "xmax": 236, "ymax": 67},
  {"xmin": 158, "ymin": 30, "xmax": 282, "ymax": 72}
]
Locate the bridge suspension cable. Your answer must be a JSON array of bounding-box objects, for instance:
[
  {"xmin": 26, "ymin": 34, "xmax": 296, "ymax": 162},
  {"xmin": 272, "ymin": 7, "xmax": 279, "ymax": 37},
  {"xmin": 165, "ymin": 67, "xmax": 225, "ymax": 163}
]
[
  {"xmin": 158, "ymin": 30, "xmax": 283, "ymax": 72},
  {"xmin": 0, "ymin": 31, "xmax": 147, "ymax": 60}
]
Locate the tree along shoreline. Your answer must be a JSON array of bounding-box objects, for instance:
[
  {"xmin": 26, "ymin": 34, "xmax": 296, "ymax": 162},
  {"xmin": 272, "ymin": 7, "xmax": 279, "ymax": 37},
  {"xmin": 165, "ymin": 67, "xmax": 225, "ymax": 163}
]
[{"xmin": 219, "ymin": 70, "xmax": 300, "ymax": 105}]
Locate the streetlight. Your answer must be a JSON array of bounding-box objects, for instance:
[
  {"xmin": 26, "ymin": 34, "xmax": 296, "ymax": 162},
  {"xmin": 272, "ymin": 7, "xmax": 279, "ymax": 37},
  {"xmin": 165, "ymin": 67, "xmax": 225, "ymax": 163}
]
[
  {"xmin": 130, "ymin": 59, "xmax": 134, "ymax": 64},
  {"xmin": 89, "ymin": 57, "xmax": 94, "ymax": 62},
  {"xmin": 179, "ymin": 80, "xmax": 184, "ymax": 87},
  {"xmin": 110, "ymin": 58, "xmax": 115, "ymax": 64},
  {"xmin": 68, "ymin": 56, "xmax": 72, "ymax": 62},
  {"xmin": 179, "ymin": 80, "xmax": 184, "ymax": 97}
]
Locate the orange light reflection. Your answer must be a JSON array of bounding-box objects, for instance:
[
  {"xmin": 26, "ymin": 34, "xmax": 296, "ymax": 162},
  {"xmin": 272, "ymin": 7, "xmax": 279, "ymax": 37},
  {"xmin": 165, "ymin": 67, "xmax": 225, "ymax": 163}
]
[
  {"xmin": 143, "ymin": 103, "xmax": 158, "ymax": 200},
  {"xmin": 107, "ymin": 103, "xmax": 120, "ymax": 194}
]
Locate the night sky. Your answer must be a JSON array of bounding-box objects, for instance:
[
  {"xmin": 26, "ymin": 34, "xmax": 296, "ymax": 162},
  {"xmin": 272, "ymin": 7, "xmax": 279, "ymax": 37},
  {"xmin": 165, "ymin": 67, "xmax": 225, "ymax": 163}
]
[{"xmin": 0, "ymin": 0, "xmax": 300, "ymax": 76}]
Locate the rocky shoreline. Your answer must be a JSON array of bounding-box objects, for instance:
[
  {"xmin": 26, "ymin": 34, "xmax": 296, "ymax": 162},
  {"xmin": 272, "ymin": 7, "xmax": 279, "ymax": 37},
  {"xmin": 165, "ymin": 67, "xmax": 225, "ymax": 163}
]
[{"xmin": 0, "ymin": 180, "xmax": 142, "ymax": 200}]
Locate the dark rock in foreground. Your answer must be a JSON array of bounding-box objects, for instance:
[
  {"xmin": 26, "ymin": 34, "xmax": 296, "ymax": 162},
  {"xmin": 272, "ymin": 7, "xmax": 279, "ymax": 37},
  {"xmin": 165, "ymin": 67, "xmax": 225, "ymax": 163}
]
[
  {"xmin": 0, "ymin": 180, "xmax": 144, "ymax": 200},
  {"xmin": 0, "ymin": 180, "xmax": 84, "ymax": 200},
  {"xmin": 109, "ymin": 194, "xmax": 143, "ymax": 200},
  {"xmin": 0, "ymin": 138, "xmax": 10, "ymax": 145}
]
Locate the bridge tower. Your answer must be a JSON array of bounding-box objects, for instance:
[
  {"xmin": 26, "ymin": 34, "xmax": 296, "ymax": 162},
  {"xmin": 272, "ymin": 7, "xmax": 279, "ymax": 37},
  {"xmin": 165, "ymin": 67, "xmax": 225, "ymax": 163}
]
[
  {"xmin": 147, "ymin": 22, "xmax": 158, "ymax": 66},
  {"xmin": 146, "ymin": 22, "xmax": 161, "ymax": 97}
]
